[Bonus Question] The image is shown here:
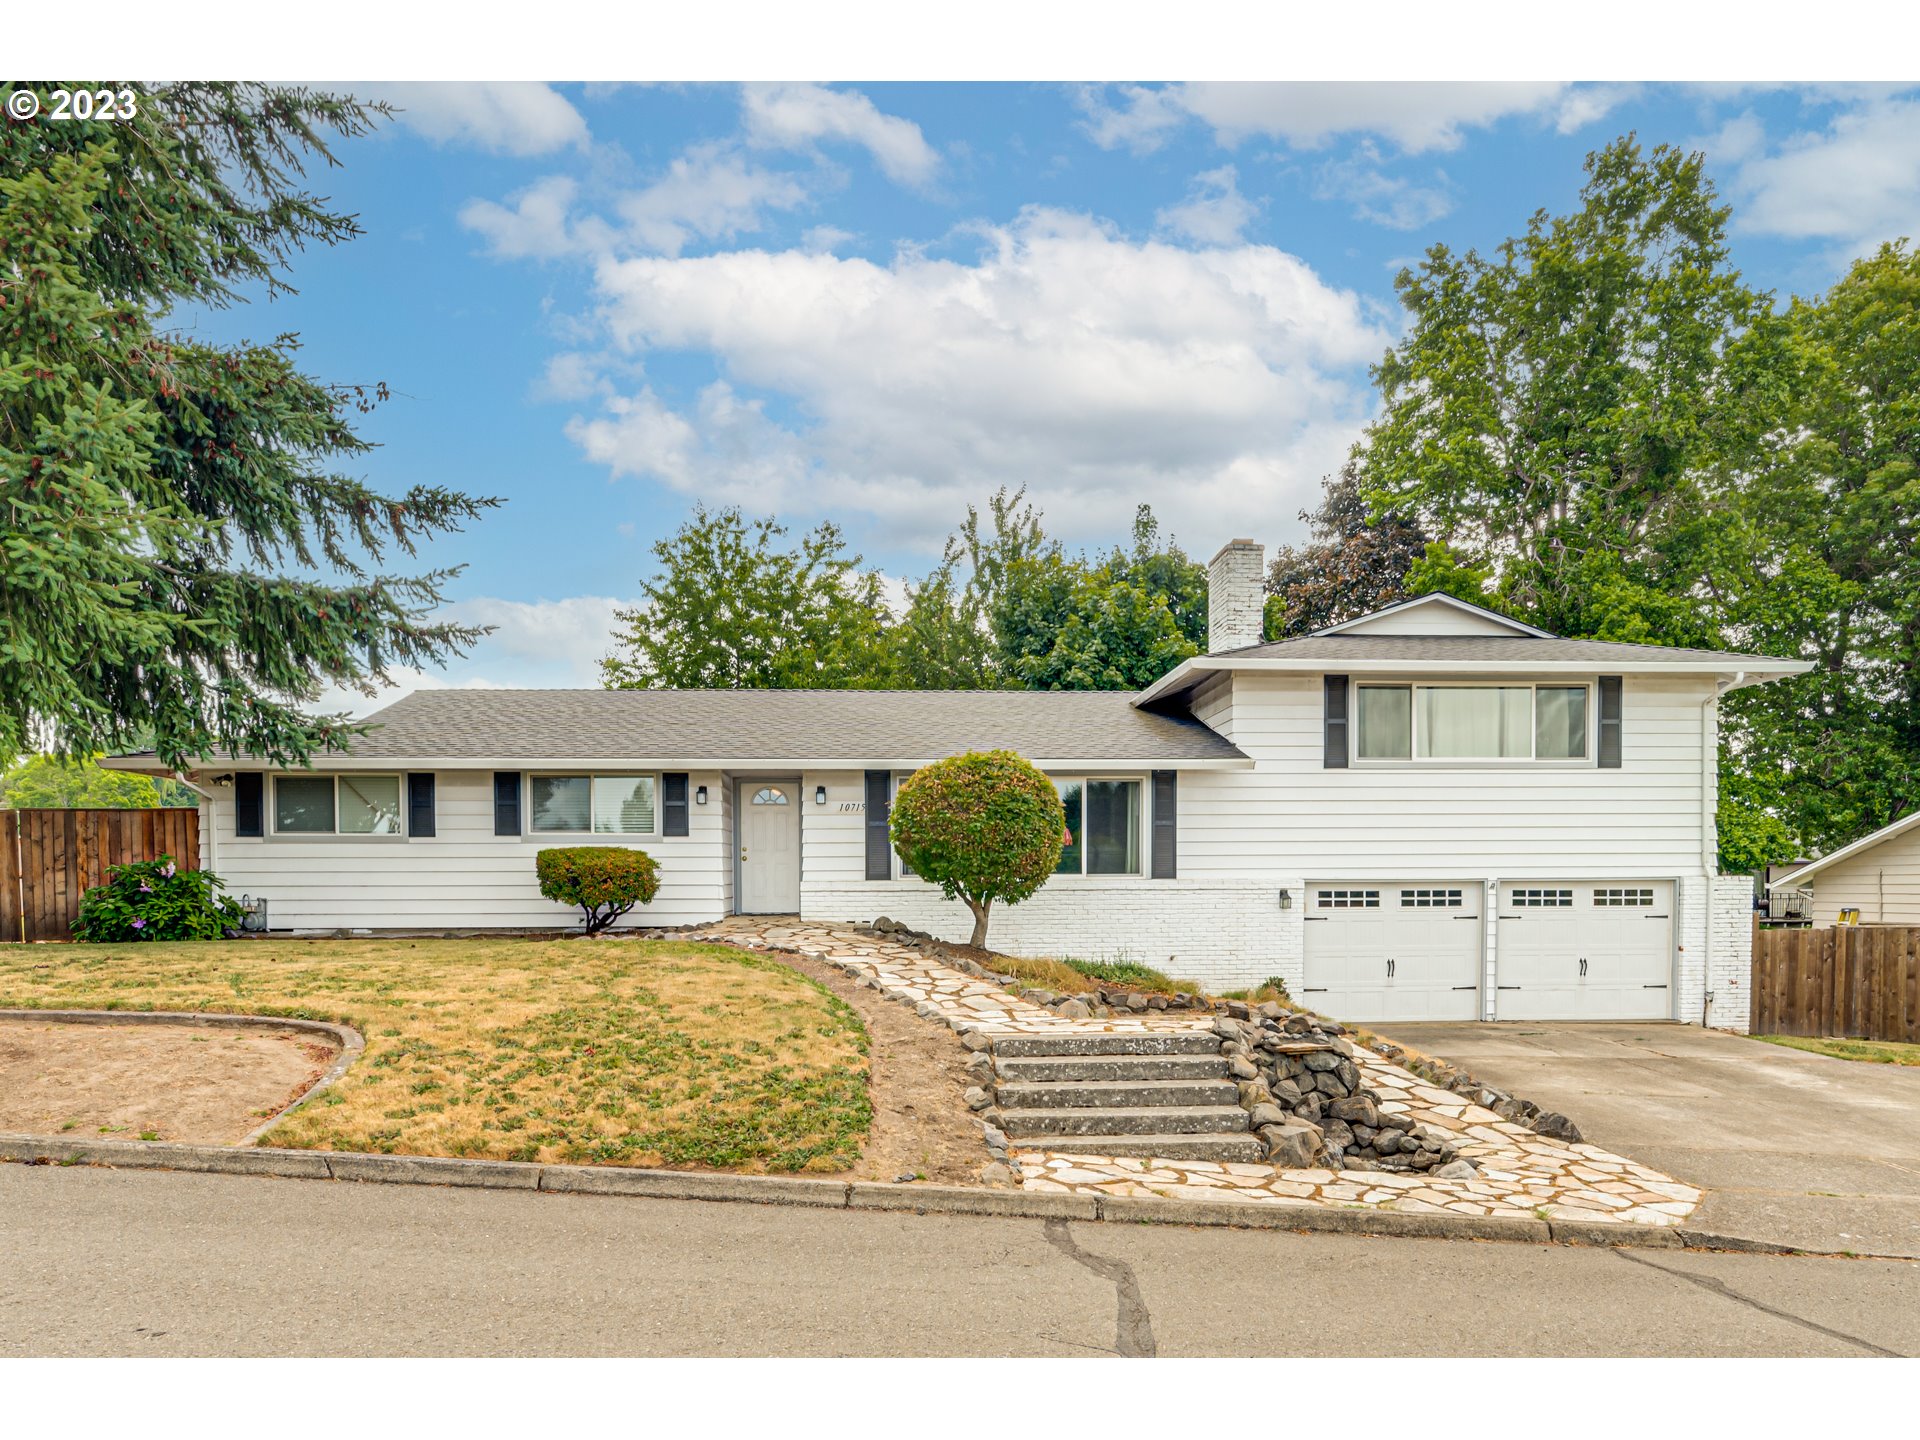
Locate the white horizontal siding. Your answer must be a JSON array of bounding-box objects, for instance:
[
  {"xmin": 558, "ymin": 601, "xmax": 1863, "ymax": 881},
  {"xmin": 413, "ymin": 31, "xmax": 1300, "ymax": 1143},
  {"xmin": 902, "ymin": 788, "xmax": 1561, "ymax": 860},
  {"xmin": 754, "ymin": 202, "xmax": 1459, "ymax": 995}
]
[{"xmin": 207, "ymin": 769, "xmax": 730, "ymax": 931}]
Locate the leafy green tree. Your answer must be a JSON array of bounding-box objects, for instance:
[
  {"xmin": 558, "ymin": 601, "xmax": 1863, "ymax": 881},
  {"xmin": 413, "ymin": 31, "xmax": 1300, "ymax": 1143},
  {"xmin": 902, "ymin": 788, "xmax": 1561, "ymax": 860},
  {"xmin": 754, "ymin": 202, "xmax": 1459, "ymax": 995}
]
[
  {"xmin": 0, "ymin": 753, "xmax": 195, "ymax": 808},
  {"xmin": 957, "ymin": 490, "xmax": 1204, "ymax": 690},
  {"xmin": 535, "ymin": 846, "xmax": 661, "ymax": 935},
  {"xmin": 890, "ymin": 749, "xmax": 1065, "ymax": 948},
  {"xmin": 1, "ymin": 83, "xmax": 497, "ymax": 772},
  {"xmin": 1357, "ymin": 137, "xmax": 1777, "ymax": 645},
  {"xmin": 1264, "ymin": 461, "xmax": 1430, "ymax": 638},
  {"xmin": 1716, "ymin": 241, "xmax": 1920, "ymax": 853},
  {"xmin": 601, "ymin": 505, "xmax": 890, "ymax": 689}
]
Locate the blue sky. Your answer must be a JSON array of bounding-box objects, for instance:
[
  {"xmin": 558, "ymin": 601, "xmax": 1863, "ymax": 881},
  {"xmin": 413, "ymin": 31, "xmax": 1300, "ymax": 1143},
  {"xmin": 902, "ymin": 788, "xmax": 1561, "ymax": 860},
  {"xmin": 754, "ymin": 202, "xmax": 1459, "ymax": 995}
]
[{"xmin": 177, "ymin": 82, "xmax": 1920, "ymax": 705}]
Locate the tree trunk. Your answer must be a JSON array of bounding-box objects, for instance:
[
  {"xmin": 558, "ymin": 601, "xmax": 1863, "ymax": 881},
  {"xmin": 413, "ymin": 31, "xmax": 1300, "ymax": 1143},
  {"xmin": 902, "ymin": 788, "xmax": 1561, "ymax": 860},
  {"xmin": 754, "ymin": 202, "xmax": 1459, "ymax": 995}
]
[{"xmin": 966, "ymin": 897, "xmax": 991, "ymax": 950}]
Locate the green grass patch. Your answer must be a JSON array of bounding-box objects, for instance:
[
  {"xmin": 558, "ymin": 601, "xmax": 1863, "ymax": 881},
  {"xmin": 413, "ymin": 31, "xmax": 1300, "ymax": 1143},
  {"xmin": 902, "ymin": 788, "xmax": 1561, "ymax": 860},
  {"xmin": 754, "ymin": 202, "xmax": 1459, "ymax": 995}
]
[{"xmin": 1755, "ymin": 1034, "xmax": 1920, "ymax": 1066}]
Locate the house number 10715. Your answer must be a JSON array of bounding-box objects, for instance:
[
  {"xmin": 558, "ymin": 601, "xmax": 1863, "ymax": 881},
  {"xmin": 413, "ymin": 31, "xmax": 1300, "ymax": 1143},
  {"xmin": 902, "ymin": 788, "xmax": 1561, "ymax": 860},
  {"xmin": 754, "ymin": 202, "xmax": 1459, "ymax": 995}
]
[{"xmin": 839, "ymin": 801, "xmax": 865, "ymax": 813}]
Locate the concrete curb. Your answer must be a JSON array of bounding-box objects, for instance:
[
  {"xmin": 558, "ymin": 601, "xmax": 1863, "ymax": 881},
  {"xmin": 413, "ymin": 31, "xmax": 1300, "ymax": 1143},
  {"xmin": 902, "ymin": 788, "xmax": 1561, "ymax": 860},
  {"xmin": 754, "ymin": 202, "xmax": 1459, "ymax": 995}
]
[
  {"xmin": 0, "ymin": 1007, "xmax": 365, "ymax": 1146},
  {"xmin": 0, "ymin": 1131, "xmax": 1732, "ymax": 1250}
]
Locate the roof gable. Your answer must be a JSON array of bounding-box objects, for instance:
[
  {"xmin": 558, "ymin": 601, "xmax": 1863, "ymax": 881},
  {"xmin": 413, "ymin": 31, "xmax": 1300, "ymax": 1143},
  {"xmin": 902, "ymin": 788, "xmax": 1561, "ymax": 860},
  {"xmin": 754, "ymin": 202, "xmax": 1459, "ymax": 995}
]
[
  {"xmin": 1315, "ymin": 593, "xmax": 1552, "ymax": 639},
  {"xmin": 1783, "ymin": 810, "xmax": 1920, "ymax": 887}
]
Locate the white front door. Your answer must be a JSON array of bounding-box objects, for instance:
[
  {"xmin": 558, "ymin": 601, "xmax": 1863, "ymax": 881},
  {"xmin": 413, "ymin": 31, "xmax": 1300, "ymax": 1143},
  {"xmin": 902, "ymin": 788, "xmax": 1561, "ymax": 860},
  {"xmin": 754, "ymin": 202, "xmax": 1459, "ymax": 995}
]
[
  {"xmin": 738, "ymin": 782, "xmax": 801, "ymax": 914},
  {"xmin": 1495, "ymin": 881, "xmax": 1674, "ymax": 1019},
  {"xmin": 1301, "ymin": 883, "xmax": 1483, "ymax": 1022}
]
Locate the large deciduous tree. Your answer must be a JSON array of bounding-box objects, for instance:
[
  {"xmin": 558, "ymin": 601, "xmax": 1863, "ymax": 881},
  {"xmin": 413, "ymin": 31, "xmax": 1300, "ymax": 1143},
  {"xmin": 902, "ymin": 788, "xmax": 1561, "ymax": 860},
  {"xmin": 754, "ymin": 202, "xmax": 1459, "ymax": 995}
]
[
  {"xmin": 0, "ymin": 753, "xmax": 196, "ymax": 808},
  {"xmin": 1, "ymin": 82, "xmax": 497, "ymax": 771},
  {"xmin": 1356, "ymin": 136, "xmax": 1778, "ymax": 647},
  {"xmin": 1264, "ymin": 460, "xmax": 1429, "ymax": 639},
  {"xmin": 600, "ymin": 505, "xmax": 890, "ymax": 689}
]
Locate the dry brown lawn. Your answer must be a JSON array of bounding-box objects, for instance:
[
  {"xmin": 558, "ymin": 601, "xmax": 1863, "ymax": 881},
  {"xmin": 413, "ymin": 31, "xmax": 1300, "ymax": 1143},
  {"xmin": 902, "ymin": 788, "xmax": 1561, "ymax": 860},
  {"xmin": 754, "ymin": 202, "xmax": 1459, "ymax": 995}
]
[{"xmin": 0, "ymin": 937, "xmax": 870, "ymax": 1172}]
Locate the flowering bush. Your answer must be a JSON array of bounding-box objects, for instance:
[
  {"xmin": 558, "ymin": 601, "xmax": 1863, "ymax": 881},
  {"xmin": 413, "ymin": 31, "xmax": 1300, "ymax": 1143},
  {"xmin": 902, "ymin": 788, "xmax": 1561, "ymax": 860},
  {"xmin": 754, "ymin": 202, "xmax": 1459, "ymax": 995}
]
[
  {"xmin": 536, "ymin": 847, "xmax": 661, "ymax": 934},
  {"xmin": 71, "ymin": 856, "xmax": 247, "ymax": 942},
  {"xmin": 890, "ymin": 749, "xmax": 1065, "ymax": 949}
]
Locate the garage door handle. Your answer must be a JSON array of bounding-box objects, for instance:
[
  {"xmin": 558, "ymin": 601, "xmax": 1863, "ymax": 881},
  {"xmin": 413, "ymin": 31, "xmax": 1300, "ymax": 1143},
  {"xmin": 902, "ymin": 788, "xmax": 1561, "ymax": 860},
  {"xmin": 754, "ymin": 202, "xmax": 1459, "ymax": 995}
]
[
  {"xmin": 1453, "ymin": 914, "xmax": 1480, "ymax": 920},
  {"xmin": 1643, "ymin": 984, "xmax": 1669, "ymax": 990},
  {"xmin": 1303, "ymin": 987, "xmax": 1327, "ymax": 993},
  {"xmin": 1579, "ymin": 957, "xmax": 1587, "ymax": 977},
  {"xmin": 1386, "ymin": 959, "xmax": 1395, "ymax": 977},
  {"xmin": 1304, "ymin": 916, "xmax": 1329, "ymax": 922},
  {"xmin": 1451, "ymin": 985, "xmax": 1477, "ymax": 991},
  {"xmin": 1496, "ymin": 985, "xmax": 1523, "ymax": 991},
  {"xmin": 1647, "ymin": 914, "xmax": 1669, "ymax": 919}
]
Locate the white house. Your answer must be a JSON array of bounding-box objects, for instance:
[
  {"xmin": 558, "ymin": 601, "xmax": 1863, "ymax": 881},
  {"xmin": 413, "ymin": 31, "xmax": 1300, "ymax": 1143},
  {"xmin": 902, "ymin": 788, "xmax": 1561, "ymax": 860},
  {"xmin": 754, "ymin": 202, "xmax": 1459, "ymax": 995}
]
[
  {"xmin": 1771, "ymin": 811, "xmax": 1920, "ymax": 926},
  {"xmin": 106, "ymin": 540, "xmax": 1810, "ymax": 1031}
]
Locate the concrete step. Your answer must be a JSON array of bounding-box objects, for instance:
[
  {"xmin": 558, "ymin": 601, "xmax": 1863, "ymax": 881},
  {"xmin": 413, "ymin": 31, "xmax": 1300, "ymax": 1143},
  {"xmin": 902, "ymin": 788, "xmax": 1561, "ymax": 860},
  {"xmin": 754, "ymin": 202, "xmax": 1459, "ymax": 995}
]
[
  {"xmin": 996, "ymin": 1105, "xmax": 1252, "ymax": 1138},
  {"xmin": 994, "ymin": 1078, "xmax": 1240, "ymax": 1110},
  {"xmin": 989, "ymin": 1032, "xmax": 1219, "ymax": 1058},
  {"xmin": 1024, "ymin": 1133, "xmax": 1270, "ymax": 1163},
  {"xmin": 995, "ymin": 1054, "xmax": 1230, "ymax": 1083}
]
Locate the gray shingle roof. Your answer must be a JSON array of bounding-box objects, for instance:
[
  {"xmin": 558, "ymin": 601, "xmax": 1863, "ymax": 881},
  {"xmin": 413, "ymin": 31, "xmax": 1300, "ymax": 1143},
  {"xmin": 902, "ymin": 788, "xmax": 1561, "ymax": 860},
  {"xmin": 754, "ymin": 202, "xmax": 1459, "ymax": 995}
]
[
  {"xmin": 1209, "ymin": 635, "xmax": 1804, "ymax": 667},
  {"xmin": 310, "ymin": 688, "xmax": 1246, "ymax": 764}
]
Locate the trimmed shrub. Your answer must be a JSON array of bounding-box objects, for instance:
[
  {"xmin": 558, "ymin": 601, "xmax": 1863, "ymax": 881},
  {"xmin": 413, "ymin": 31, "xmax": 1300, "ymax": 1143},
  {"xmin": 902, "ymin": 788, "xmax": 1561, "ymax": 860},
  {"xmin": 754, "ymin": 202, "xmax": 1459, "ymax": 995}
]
[
  {"xmin": 890, "ymin": 749, "xmax": 1065, "ymax": 949},
  {"xmin": 536, "ymin": 846, "xmax": 661, "ymax": 934},
  {"xmin": 71, "ymin": 856, "xmax": 247, "ymax": 942}
]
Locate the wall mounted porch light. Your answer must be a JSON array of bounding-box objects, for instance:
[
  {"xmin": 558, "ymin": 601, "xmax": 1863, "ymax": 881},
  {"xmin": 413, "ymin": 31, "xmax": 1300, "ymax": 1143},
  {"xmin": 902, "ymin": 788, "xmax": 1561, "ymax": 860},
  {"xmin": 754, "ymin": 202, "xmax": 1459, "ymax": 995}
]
[
  {"xmin": 694, "ymin": 786, "xmax": 708, "ymax": 805},
  {"xmin": 1277, "ymin": 888, "xmax": 1293, "ymax": 910},
  {"xmin": 814, "ymin": 785, "xmax": 827, "ymax": 805}
]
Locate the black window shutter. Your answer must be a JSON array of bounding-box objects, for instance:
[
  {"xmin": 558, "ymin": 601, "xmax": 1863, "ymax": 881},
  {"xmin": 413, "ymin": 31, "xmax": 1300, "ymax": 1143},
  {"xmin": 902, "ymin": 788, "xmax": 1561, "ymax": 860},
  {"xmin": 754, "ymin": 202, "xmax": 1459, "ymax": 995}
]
[
  {"xmin": 235, "ymin": 772, "xmax": 263, "ymax": 837},
  {"xmin": 1597, "ymin": 676, "xmax": 1623, "ymax": 769},
  {"xmin": 1323, "ymin": 675, "xmax": 1350, "ymax": 769},
  {"xmin": 663, "ymin": 773, "xmax": 690, "ymax": 836},
  {"xmin": 864, "ymin": 771, "xmax": 892, "ymax": 880},
  {"xmin": 407, "ymin": 772, "xmax": 436, "ymax": 838},
  {"xmin": 1150, "ymin": 770, "xmax": 1177, "ymax": 879},
  {"xmin": 493, "ymin": 772, "xmax": 522, "ymax": 836}
]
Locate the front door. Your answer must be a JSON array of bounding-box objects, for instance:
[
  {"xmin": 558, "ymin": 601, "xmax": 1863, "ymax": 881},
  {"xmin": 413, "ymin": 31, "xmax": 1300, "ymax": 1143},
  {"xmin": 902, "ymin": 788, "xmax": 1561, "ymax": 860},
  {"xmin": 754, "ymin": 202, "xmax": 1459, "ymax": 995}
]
[{"xmin": 738, "ymin": 782, "xmax": 801, "ymax": 913}]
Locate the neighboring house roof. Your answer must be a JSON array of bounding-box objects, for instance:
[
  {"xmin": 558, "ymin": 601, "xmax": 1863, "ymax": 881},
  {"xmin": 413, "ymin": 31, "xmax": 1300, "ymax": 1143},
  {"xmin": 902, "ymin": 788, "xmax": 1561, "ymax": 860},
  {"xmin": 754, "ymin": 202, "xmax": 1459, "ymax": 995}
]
[
  {"xmin": 106, "ymin": 688, "xmax": 1250, "ymax": 770},
  {"xmin": 1778, "ymin": 811, "xmax": 1920, "ymax": 887}
]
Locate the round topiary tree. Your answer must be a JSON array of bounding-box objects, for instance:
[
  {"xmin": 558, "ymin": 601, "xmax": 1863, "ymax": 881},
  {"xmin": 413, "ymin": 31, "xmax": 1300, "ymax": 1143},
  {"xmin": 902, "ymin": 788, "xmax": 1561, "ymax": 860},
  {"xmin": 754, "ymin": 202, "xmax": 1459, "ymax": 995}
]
[
  {"xmin": 890, "ymin": 749, "xmax": 1066, "ymax": 950},
  {"xmin": 536, "ymin": 847, "xmax": 661, "ymax": 935}
]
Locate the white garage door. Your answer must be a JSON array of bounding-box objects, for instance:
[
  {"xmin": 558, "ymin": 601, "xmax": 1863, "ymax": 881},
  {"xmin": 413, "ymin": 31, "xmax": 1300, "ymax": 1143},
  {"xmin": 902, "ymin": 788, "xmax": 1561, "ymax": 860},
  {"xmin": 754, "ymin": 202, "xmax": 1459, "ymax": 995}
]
[
  {"xmin": 1301, "ymin": 883, "xmax": 1483, "ymax": 1022},
  {"xmin": 1495, "ymin": 881, "xmax": 1674, "ymax": 1020}
]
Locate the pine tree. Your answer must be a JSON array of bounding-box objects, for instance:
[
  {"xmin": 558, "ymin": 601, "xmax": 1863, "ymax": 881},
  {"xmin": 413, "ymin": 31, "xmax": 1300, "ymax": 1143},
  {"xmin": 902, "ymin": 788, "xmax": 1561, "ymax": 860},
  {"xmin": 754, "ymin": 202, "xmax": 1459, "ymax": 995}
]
[{"xmin": 1, "ymin": 82, "xmax": 499, "ymax": 769}]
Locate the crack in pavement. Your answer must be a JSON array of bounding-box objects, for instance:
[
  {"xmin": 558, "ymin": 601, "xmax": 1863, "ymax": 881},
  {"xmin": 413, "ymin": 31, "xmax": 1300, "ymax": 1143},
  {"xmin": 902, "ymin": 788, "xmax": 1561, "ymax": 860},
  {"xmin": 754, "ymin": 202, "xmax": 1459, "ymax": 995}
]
[
  {"xmin": 1042, "ymin": 1219, "xmax": 1156, "ymax": 1358},
  {"xmin": 1614, "ymin": 1249, "xmax": 1904, "ymax": 1356}
]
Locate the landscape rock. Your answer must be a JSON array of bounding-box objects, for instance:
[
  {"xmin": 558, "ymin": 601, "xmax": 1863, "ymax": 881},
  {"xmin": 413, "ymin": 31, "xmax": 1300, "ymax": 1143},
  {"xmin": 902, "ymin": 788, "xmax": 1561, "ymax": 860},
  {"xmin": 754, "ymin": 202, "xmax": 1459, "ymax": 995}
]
[
  {"xmin": 1532, "ymin": 1112, "xmax": 1583, "ymax": 1143},
  {"xmin": 1433, "ymin": 1160, "xmax": 1479, "ymax": 1180},
  {"xmin": 963, "ymin": 1086, "xmax": 994, "ymax": 1111},
  {"xmin": 1055, "ymin": 999, "xmax": 1091, "ymax": 1019},
  {"xmin": 1248, "ymin": 1102, "xmax": 1289, "ymax": 1129},
  {"xmin": 1260, "ymin": 1123, "xmax": 1323, "ymax": 1169},
  {"xmin": 1327, "ymin": 1096, "xmax": 1379, "ymax": 1127}
]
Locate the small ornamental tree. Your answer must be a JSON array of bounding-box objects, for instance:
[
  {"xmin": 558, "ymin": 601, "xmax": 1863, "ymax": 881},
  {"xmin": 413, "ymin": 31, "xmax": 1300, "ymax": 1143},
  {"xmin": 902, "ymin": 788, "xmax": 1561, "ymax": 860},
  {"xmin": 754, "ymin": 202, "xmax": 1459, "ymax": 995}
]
[
  {"xmin": 536, "ymin": 847, "xmax": 661, "ymax": 935},
  {"xmin": 72, "ymin": 855, "xmax": 246, "ymax": 941},
  {"xmin": 890, "ymin": 749, "xmax": 1066, "ymax": 949}
]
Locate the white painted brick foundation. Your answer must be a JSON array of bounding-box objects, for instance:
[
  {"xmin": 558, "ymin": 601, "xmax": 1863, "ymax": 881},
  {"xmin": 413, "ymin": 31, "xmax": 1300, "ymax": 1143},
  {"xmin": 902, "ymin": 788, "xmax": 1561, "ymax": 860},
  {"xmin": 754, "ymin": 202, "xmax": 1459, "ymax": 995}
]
[{"xmin": 801, "ymin": 878, "xmax": 1296, "ymax": 993}]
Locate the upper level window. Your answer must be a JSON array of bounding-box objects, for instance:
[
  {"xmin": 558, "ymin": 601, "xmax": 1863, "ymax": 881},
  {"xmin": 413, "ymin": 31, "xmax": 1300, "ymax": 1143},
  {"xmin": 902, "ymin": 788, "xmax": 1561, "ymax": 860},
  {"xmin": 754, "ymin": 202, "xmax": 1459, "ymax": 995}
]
[
  {"xmin": 530, "ymin": 775, "xmax": 656, "ymax": 835},
  {"xmin": 273, "ymin": 774, "xmax": 402, "ymax": 835},
  {"xmin": 1356, "ymin": 684, "xmax": 1590, "ymax": 761},
  {"xmin": 1055, "ymin": 779, "xmax": 1140, "ymax": 875}
]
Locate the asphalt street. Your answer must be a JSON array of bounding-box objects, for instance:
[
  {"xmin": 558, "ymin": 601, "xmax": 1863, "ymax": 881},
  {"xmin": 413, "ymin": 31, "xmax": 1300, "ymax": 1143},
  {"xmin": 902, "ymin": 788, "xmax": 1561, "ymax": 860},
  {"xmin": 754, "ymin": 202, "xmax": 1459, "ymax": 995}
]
[{"xmin": 2, "ymin": 1163, "xmax": 1915, "ymax": 1357}]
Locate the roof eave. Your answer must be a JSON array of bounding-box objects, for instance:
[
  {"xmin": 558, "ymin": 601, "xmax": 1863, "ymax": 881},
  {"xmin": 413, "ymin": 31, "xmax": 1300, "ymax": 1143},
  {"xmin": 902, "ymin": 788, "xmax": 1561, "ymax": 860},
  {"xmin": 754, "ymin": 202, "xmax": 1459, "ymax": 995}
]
[
  {"xmin": 133, "ymin": 753, "xmax": 1254, "ymax": 772},
  {"xmin": 1137, "ymin": 655, "xmax": 1811, "ymax": 706},
  {"xmin": 1778, "ymin": 810, "xmax": 1920, "ymax": 886}
]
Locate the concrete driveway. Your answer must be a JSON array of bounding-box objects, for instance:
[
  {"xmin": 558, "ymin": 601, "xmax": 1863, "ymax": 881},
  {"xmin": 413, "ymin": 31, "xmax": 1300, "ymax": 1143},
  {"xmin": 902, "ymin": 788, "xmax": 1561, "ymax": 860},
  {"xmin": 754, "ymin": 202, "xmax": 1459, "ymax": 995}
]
[{"xmin": 1382, "ymin": 1023, "xmax": 1920, "ymax": 1259}]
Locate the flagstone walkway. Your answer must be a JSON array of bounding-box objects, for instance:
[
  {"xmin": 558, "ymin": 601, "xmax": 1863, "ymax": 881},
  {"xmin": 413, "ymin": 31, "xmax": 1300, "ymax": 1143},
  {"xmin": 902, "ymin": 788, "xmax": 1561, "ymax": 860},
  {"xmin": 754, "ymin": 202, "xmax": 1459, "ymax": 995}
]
[{"xmin": 680, "ymin": 917, "xmax": 1703, "ymax": 1227}]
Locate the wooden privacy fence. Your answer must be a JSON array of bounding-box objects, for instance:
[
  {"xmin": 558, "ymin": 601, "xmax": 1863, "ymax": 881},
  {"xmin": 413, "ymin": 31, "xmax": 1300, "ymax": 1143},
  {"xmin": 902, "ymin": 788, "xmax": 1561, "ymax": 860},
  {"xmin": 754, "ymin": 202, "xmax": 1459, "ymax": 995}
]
[
  {"xmin": 1751, "ymin": 924, "xmax": 1920, "ymax": 1043},
  {"xmin": 1, "ymin": 808, "xmax": 201, "ymax": 943}
]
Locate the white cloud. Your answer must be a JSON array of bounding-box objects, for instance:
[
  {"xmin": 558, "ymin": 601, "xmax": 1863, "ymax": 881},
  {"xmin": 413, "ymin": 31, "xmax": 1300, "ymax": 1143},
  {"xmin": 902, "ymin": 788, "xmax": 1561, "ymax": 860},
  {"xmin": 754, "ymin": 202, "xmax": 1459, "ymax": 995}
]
[
  {"xmin": 459, "ymin": 176, "xmax": 609, "ymax": 260},
  {"xmin": 615, "ymin": 142, "xmax": 810, "ymax": 256},
  {"xmin": 568, "ymin": 208, "xmax": 1386, "ymax": 549},
  {"xmin": 314, "ymin": 596, "xmax": 639, "ymax": 711},
  {"xmin": 1155, "ymin": 165, "xmax": 1259, "ymax": 246},
  {"xmin": 1728, "ymin": 95, "xmax": 1920, "ymax": 255},
  {"xmin": 1313, "ymin": 146, "xmax": 1454, "ymax": 230},
  {"xmin": 1079, "ymin": 81, "xmax": 1585, "ymax": 155},
  {"xmin": 741, "ymin": 82, "xmax": 941, "ymax": 187},
  {"xmin": 461, "ymin": 145, "xmax": 809, "ymax": 261},
  {"xmin": 365, "ymin": 82, "xmax": 589, "ymax": 156},
  {"xmin": 803, "ymin": 224, "xmax": 858, "ymax": 253}
]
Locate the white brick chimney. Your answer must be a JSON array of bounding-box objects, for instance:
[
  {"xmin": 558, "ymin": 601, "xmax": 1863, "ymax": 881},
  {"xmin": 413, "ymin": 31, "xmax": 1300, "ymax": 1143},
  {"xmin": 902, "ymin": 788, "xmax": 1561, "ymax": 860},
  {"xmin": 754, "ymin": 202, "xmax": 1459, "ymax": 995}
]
[{"xmin": 1207, "ymin": 539, "xmax": 1266, "ymax": 653}]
